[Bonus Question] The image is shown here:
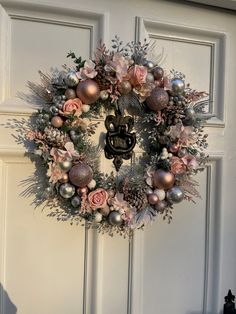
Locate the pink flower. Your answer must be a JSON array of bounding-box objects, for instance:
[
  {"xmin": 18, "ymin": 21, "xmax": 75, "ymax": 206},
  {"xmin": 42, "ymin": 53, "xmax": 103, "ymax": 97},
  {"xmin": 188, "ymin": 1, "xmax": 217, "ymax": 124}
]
[
  {"xmin": 133, "ymin": 82, "xmax": 155, "ymax": 102},
  {"xmin": 50, "ymin": 142, "xmax": 81, "ymax": 163},
  {"xmin": 169, "ymin": 124, "xmax": 197, "ymax": 146},
  {"xmin": 182, "ymin": 154, "xmax": 198, "ymax": 170},
  {"xmin": 170, "ymin": 156, "xmax": 187, "ymax": 175},
  {"xmin": 62, "ymin": 98, "xmax": 82, "ymax": 116},
  {"xmin": 77, "ymin": 60, "xmax": 97, "ymax": 80},
  {"xmin": 105, "ymin": 53, "xmax": 129, "ymax": 82},
  {"xmin": 47, "ymin": 162, "xmax": 64, "ymax": 184},
  {"xmin": 128, "ymin": 65, "xmax": 147, "ymax": 86},
  {"xmin": 88, "ymin": 188, "xmax": 108, "ymax": 210}
]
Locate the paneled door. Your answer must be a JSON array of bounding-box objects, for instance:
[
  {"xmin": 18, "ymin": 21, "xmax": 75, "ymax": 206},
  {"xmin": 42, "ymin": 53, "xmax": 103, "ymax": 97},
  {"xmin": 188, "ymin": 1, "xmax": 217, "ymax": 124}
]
[{"xmin": 0, "ymin": 0, "xmax": 235, "ymax": 313}]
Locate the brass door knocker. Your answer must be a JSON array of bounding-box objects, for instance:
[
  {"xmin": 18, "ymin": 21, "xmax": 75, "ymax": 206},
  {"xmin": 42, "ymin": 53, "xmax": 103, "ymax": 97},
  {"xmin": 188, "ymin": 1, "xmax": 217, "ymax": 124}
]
[{"xmin": 104, "ymin": 109, "xmax": 136, "ymax": 171}]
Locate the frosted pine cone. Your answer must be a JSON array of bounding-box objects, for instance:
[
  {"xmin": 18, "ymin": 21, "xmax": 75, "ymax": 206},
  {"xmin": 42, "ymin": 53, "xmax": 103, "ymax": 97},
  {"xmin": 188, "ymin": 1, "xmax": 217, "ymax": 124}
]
[
  {"xmin": 44, "ymin": 126, "xmax": 69, "ymax": 147},
  {"xmin": 123, "ymin": 186, "xmax": 148, "ymax": 211}
]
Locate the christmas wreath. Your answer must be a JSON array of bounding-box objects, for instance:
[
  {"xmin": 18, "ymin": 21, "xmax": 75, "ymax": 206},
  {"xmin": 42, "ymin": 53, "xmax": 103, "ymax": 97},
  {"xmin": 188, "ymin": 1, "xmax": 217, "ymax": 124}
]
[{"xmin": 22, "ymin": 37, "xmax": 209, "ymax": 236}]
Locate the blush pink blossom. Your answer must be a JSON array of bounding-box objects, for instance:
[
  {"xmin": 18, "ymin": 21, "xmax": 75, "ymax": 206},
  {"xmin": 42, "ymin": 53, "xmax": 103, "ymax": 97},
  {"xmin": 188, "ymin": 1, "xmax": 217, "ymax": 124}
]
[
  {"xmin": 182, "ymin": 154, "xmax": 198, "ymax": 170},
  {"xmin": 62, "ymin": 98, "xmax": 82, "ymax": 116},
  {"xmin": 128, "ymin": 65, "xmax": 147, "ymax": 86},
  {"xmin": 77, "ymin": 60, "xmax": 97, "ymax": 80},
  {"xmin": 170, "ymin": 156, "xmax": 187, "ymax": 174},
  {"xmin": 105, "ymin": 53, "xmax": 129, "ymax": 82},
  {"xmin": 88, "ymin": 188, "xmax": 108, "ymax": 210}
]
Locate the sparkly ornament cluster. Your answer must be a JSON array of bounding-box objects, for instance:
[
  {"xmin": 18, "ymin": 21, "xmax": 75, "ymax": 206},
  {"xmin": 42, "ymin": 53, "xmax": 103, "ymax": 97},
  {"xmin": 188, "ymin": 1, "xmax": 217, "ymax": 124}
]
[{"xmin": 22, "ymin": 36, "xmax": 209, "ymax": 236}]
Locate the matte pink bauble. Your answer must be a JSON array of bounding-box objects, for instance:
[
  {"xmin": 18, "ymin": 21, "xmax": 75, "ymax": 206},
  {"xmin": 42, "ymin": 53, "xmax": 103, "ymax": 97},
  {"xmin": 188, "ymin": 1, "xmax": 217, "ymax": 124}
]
[
  {"xmin": 146, "ymin": 87, "xmax": 169, "ymax": 112},
  {"xmin": 69, "ymin": 164, "xmax": 93, "ymax": 187},
  {"xmin": 153, "ymin": 170, "xmax": 175, "ymax": 190},
  {"xmin": 76, "ymin": 79, "xmax": 100, "ymax": 104}
]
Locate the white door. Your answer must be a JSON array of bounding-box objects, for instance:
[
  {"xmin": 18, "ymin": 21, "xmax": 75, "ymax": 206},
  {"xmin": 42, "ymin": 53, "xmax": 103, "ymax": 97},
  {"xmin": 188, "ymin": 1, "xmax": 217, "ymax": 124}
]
[{"xmin": 0, "ymin": 1, "xmax": 235, "ymax": 313}]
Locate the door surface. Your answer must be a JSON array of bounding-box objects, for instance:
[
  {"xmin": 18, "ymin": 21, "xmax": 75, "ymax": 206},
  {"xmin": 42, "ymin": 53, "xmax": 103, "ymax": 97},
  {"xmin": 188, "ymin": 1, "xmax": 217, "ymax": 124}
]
[{"xmin": 0, "ymin": 0, "xmax": 236, "ymax": 313}]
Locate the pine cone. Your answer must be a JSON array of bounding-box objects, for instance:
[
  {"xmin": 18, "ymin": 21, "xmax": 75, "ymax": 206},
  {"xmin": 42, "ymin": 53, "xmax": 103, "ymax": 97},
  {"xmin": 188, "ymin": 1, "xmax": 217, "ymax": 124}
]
[
  {"xmin": 123, "ymin": 186, "xmax": 148, "ymax": 211},
  {"xmin": 44, "ymin": 126, "xmax": 69, "ymax": 147}
]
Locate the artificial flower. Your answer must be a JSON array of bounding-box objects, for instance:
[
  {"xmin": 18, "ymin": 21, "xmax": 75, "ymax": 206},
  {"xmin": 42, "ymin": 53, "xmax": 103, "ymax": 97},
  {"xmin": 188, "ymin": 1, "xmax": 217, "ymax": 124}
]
[
  {"xmin": 182, "ymin": 154, "xmax": 198, "ymax": 170},
  {"xmin": 170, "ymin": 156, "xmax": 187, "ymax": 174},
  {"xmin": 105, "ymin": 52, "xmax": 129, "ymax": 82},
  {"xmin": 62, "ymin": 98, "xmax": 82, "ymax": 116},
  {"xmin": 88, "ymin": 188, "xmax": 108, "ymax": 210},
  {"xmin": 128, "ymin": 65, "xmax": 147, "ymax": 86},
  {"xmin": 47, "ymin": 162, "xmax": 64, "ymax": 184},
  {"xmin": 77, "ymin": 60, "xmax": 97, "ymax": 80}
]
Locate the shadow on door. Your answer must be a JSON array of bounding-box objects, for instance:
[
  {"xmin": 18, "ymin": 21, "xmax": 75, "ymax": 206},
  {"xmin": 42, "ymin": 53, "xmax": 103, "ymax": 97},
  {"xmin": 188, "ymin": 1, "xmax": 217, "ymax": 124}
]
[{"xmin": 0, "ymin": 283, "xmax": 17, "ymax": 313}]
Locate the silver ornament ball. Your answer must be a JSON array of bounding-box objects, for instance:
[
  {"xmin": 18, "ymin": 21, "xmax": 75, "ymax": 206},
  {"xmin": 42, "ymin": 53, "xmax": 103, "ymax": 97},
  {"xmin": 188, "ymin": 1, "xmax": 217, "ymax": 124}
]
[
  {"xmin": 171, "ymin": 78, "xmax": 185, "ymax": 95},
  {"xmin": 145, "ymin": 60, "xmax": 155, "ymax": 71},
  {"xmin": 108, "ymin": 211, "xmax": 123, "ymax": 226},
  {"xmin": 100, "ymin": 90, "xmax": 109, "ymax": 100},
  {"xmin": 185, "ymin": 108, "xmax": 196, "ymax": 119},
  {"xmin": 166, "ymin": 186, "xmax": 184, "ymax": 203},
  {"xmin": 71, "ymin": 196, "xmax": 81, "ymax": 207},
  {"xmin": 65, "ymin": 71, "xmax": 79, "ymax": 87},
  {"xmin": 146, "ymin": 187, "xmax": 154, "ymax": 195},
  {"xmin": 59, "ymin": 183, "xmax": 75, "ymax": 199},
  {"xmin": 146, "ymin": 72, "xmax": 155, "ymax": 83},
  {"xmin": 59, "ymin": 160, "xmax": 72, "ymax": 171}
]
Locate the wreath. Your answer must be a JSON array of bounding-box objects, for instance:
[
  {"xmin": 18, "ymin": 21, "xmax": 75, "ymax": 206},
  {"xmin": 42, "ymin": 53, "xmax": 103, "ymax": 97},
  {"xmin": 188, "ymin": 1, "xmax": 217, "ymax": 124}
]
[{"xmin": 22, "ymin": 36, "xmax": 209, "ymax": 236}]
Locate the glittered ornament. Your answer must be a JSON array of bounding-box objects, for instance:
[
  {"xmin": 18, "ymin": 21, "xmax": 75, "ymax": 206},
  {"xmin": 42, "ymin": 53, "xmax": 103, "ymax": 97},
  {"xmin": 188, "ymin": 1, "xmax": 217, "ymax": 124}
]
[
  {"xmin": 153, "ymin": 170, "xmax": 175, "ymax": 190},
  {"xmin": 148, "ymin": 193, "xmax": 159, "ymax": 205},
  {"xmin": 59, "ymin": 173, "xmax": 69, "ymax": 183},
  {"xmin": 108, "ymin": 211, "xmax": 123, "ymax": 226},
  {"xmin": 166, "ymin": 186, "xmax": 184, "ymax": 203},
  {"xmin": 146, "ymin": 87, "xmax": 169, "ymax": 112},
  {"xmin": 155, "ymin": 200, "xmax": 167, "ymax": 212},
  {"xmin": 69, "ymin": 163, "xmax": 93, "ymax": 187},
  {"xmin": 93, "ymin": 212, "xmax": 103, "ymax": 223},
  {"xmin": 65, "ymin": 88, "xmax": 76, "ymax": 99},
  {"xmin": 71, "ymin": 196, "xmax": 81, "ymax": 207},
  {"xmin": 100, "ymin": 90, "xmax": 109, "ymax": 100},
  {"xmin": 59, "ymin": 183, "xmax": 75, "ymax": 199},
  {"xmin": 59, "ymin": 160, "xmax": 72, "ymax": 171},
  {"xmin": 76, "ymin": 79, "xmax": 100, "ymax": 104},
  {"xmin": 65, "ymin": 71, "xmax": 79, "ymax": 87},
  {"xmin": 87, "ymin": 179, "xmax": 96, "ymax": 190},
  {"xmin": 154, "ymin": 189, "xmax": 165, "ymax": 201},
  {"xmin": 118, "ymin": 81, "xmax": 132, "ymax": 95},
  {"xmin": 51, "ymin": 116, "xmax": 63, "ymax": 128},
  {"xmin": 153, "ymin": 66, "xmax": 164, "ymax": 80},
  {"xmin": 171, "ymin": 78, "xmax": 185, "ymax": 95}
]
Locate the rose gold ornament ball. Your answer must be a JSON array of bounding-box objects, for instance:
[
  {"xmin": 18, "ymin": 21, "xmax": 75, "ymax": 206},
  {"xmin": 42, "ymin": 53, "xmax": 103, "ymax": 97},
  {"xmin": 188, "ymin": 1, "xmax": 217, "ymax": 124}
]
[
  {"xmin": 77, "ymin": 187, "xmax": 88, "ymax": 195},
  {"xmin": 76, "ymin": 79, "xmax": 100, "ymax": 104},
  {"xmin": 146, "ymin": 87, "xmax": 169, "ymax": 112},
  {"xmin": 59, "ymin": 173, "xmax": 69, "ymax": 183},
  {"xmin": 153, "ymin": 170, "xmax": 175, "ymax": 190},
  {"xmin": 51, "ymin": 116, "xmax": 63, "ymax": 128},
  {"xmin": 169, "ymin": 143, "xmax": 179, "ymax": 153},
  {"xmin": 118, "ymin": 81, "xmax": 132, "ymax": 95},
  {"xmin": 148, "ymin": 193, "xmax": 159, "ymax": 205},
  {"xmin": 65, "ymin": 88, "xmax": 76, "ymax": 99},
  {"xmin": 69, "ymin": 163, "xmax": 93, "ymax": 187}
]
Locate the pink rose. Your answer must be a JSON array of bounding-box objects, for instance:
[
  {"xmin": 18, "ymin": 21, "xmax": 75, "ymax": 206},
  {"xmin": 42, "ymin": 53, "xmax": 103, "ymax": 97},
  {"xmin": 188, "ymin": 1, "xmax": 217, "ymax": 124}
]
[
  {"xmin": 170, "ymin": 156, "xmax": 186, "ymax": 175},
  {"xmin": 128, "ymin": 65, "xmax": 147, "ymax": 86},
  {"xmin": 62, "ymin": 98, "xmax": 82, "ymax": 116},
  {"xmin": 88, "ymin": 188, "xmax": 108, "ymax": 210}
]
